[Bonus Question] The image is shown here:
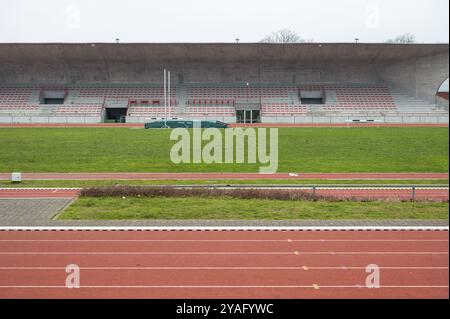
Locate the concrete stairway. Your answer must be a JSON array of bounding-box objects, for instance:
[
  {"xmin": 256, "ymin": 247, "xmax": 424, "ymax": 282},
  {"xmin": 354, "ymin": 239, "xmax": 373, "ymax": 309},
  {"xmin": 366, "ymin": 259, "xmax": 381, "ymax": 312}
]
[
  {"xmin": 175, "ymin": 84, "xmax": 188, "ymax": 116},
  {"xmin": 391, "ymin": 91, "xmax": 447, "ymax": 114},
  {"xmin": 36, "ymin": 105, "xmax": 58, "ymax": 116}
]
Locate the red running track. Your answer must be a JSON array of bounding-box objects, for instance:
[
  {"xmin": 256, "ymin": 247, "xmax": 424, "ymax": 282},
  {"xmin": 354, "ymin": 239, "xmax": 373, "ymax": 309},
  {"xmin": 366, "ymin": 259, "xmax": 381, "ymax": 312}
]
[
  {"xmin": 0, "ymin": 188, "xmax": 447, "ymax": 201},
  {"xmin": 0, "ymin": 230, "xmax": 447, "ymax": 299},
  {"xmin": 314, "ymin": 188, "xmax": 449, "ymax": 201},
  {"xmin": 0, "ymin": 173, "xmax": 448, "ymax": 180}
]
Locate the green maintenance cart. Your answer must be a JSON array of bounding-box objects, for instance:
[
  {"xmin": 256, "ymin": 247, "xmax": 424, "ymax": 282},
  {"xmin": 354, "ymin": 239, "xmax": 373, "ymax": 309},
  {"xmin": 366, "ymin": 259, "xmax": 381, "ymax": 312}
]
[{"xmin": 145, "ymin": 120, "xmax": 229, "ymax": 129}]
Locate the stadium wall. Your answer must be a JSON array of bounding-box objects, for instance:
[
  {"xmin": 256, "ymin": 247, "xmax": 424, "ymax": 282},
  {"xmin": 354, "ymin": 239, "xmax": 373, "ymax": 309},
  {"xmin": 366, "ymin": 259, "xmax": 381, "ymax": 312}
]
[
  {"xmin": 0, "ymin": 116, "xmax": 102, "ymax": 124},
  {"xmin": 380, "ymin": 53, "xmax": 449, "ymax": 104},
  {"xmin": 260, "ymin": 115, "xmax": 448, "ymax": 124}
]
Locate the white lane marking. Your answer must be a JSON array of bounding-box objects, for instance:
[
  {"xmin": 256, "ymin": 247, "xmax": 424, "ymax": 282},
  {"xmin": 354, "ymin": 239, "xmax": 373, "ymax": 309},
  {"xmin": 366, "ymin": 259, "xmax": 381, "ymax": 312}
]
[
  {"xmin": 0, "ymin": 188, "xmax": 82, "ymax": 191},
  {"xmin": 0, "ymin": 285, "xmax": 447, "ymax": 289},
  {"xmin": 0, "ymin": 227, "xmax": 448, "ymax": 231},
  {"xmin": 315, "ymin": 187, "xmax": 449, "ymax": 190},
  {"xmin": 0, "ymin": 266, "xmax": 447, "ymax": 270},
  {"xmin": 0, "ymin": 239, "xmax": 447, "ymax": 242},
  {"xmin": 0, "ymin": 197, "xmax": 75, "ymax": 199},
  {"xmin": 1, "ymin": 187, "xmax": 447, "ymax": 191},
  {"xmin": 0, "ymin": 251, "xmax": 447, "ymax": 255},
  {"xmin": 173, "ymin": 187, "xmax": 450, "ymax": 191}
]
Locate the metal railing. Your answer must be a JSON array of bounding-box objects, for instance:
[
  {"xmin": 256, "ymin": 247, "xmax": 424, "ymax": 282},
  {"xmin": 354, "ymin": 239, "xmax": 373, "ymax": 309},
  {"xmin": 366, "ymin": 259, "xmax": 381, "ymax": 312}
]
[{"xmin": 157, "ymin": 184, "xmax": 449, "ymax": 201}]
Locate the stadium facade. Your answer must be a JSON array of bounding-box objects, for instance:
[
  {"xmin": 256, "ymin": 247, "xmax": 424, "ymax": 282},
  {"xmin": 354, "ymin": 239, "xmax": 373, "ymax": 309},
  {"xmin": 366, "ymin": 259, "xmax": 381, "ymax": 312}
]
[{"xmin": 0, "ymin": 43, "xmax": 448, "ymax": 124}]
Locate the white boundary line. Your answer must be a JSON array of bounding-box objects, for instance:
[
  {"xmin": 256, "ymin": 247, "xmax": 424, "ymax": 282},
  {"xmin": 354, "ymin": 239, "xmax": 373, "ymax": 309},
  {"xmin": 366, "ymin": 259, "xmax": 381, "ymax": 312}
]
[
  {"xmin": 0, "ymin": 226, "xmax": 448, "ymax": 232},
  {"xmin": 0, "ymin": 285, "xmax": 447, "ymax": 289},
  {"xmin": 0, "ymin": 188, "xmax": 82, "ymax": 191},
  {"xmin": 1, "ymin": 187, "xmax": 448, "ymax": 191},
  {"xmin": 0, "ymin": 266, "xmax": 447, "ymax": 270},
  {"xmin": 209, "ymin": 187, "xmax": 450, "ymax": 191},
  {"xmin": 0, "ymin": 251, "xmax": 447, "ymax": 255},
  {"xmin": 0, "ymin": 239, "xmax": 447, "ymax": 242}
]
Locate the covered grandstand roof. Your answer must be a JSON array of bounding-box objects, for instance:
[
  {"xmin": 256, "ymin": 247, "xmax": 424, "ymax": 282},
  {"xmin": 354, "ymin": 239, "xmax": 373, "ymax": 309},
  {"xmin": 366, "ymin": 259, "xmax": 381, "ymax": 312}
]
[
  {"xmin": 0, "ymin": 43, "xmax": 448, "ymax": 63},
  {"xmin": 1, "ymin": 43, "xmax": 447, "ymax": 105}
]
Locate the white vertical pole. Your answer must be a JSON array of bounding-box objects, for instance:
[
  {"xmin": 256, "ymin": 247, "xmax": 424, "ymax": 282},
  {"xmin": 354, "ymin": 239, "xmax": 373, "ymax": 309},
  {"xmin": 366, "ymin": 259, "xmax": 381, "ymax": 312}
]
[
  {"xmin": 168, "ymin": 71, "xmax": 171, "ymax": 119},
  {"xmin": 163, "ymin": 69, "xmax": 167, "ymax": 121}
]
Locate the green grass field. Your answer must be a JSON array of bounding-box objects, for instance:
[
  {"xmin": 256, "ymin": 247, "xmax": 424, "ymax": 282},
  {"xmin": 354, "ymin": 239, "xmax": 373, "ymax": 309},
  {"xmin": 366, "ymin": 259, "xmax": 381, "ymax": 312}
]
[
  {"xmin": 0, "ymin": 127, "xmax": 448, "ymax": 173},
  {"xmin": 58, "ymin": 197, "xmax": 449, "ymax": 220}
]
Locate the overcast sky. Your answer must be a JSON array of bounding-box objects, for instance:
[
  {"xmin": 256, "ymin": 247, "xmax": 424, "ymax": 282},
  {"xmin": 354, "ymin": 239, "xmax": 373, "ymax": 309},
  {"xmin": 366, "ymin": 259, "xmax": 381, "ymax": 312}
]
[{"xmin": 0, "ymin": 0, "xmax": 448, "ymax": 43}]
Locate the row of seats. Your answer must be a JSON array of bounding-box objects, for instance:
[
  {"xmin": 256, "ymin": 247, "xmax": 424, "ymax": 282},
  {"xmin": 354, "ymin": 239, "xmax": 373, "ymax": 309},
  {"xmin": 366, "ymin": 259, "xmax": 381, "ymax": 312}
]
[
  {"xmin": 323, "ymin": 106, "xmax": 396, "ymax": 111},
  {"xmin": 56, "ymin": 106, "xmax": 103, "ymax": 116},
  {"xmin": 187, "ymin": 99, "xmax": 235, "ymax": 106},
  {"xmin": 262, "ymin": 103, "xmax": 308, "ymax": 115},
  {"xmin": 74, "ymin": 87, "xmax": 177, "ymax": 99},
  {"xmin": 129, "ymin": 99, "xmax": 178, "ymax": 106},
  {"xmin": 128, "ymin": 106, "xmax": 235, "ymax": 117},
  {"xmin": 0, "ymin": 88, "xmax": 34, "ymax": 105},
  {"xmin": 0, "ymin": 105, "xmax": 39, "ymax": 113},
  {"xmin": 334, "ymin": 88, "xmax": 396, "ymax": 110},
  {"xmin": 0, "ymin": 105, "xmax": 39, "ymax": 109},
  {"xmin": 1, "ymin": 84, "xmax": 403, "ymax": 117},
  {"xmin": 127, "ymin": 107, "xmax": 176, "ymax": 116},
  {"xmin": 189, "ymin": 87, "xmax": 294, "ymax": 99},
  {"xmin": 66, "ymin": 102, "xmax": 105, "ymax": 106},
  {"xmin": 185, "ymin": 107, "xmax": 235, "ymax": 116},
  {"xmin": 56, "ymin": 104, "xmax": 103, "ymax": 116}
]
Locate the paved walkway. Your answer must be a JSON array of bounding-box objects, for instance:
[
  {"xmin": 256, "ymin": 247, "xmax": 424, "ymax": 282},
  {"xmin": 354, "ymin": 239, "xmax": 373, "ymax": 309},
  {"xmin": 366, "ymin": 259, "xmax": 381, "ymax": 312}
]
[
  {"xmin": 0, "ymin": 198, "xmax": 447, "ymax": 228},
  {"xmin": 0, "ymin": 199, "xmax": 73, "ymax": 226}
]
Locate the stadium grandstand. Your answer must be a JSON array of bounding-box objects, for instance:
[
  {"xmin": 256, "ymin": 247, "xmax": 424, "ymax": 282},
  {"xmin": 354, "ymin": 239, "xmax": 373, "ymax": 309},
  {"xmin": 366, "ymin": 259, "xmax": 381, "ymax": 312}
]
[{"xmin": 0, "ymin": 43, "xmax": 448, "ymax": 124}]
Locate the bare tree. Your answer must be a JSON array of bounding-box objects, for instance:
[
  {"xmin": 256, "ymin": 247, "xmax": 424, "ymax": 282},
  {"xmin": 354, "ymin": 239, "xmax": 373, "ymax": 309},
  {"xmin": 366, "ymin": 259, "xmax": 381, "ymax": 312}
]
[
  {"xmin": 386, "ymin": 33, "xmax": 417, "ymax": 44},
  {"xmin": 261, "ymin": 29, "xmax": 305, "ymax": 43}
]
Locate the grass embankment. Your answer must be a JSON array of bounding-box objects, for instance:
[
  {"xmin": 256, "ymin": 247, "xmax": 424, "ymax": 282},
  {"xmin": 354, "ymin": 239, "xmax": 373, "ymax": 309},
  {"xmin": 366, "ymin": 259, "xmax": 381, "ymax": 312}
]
[
  {"xmin": 59, "ymin": 197, "xmax": 449, "ymax": 220},
  {"xmin": 0, "ymin": 127, "xmax": 448, "ymax": 173},
  {"xmin": 57, "ymin": 186, "xmax": 449, "ymax": 221}
]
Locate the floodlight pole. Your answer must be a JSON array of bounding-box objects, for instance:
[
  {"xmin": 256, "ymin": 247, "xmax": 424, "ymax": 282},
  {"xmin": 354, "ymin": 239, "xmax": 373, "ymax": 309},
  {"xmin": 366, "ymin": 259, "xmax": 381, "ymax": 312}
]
[
  {"xmin": 164, "ymin": 68, "xmax": 167, "ymax": 116},
  {"xmin": 163, "ymin": 69, "xmax": 169, "ymax": 128},
  {"xmin": 168, "ymin": 71, "xmax": 171, "ymax": 119}
]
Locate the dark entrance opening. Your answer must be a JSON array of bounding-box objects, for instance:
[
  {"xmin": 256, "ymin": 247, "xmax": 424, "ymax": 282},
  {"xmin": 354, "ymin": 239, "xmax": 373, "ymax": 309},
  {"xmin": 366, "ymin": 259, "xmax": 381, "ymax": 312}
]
[
  {"xmin": 300, "ymin": 97, "xmax": 324, "ymax": 104},
  {"xmin": 236, "ymin": 110, "xmax": 260, "ymax": 124},
  {"xmin": 299, "ymin": 89, "xmax": 325, "ymax": 105},
  {"xmin": 43, "ymin": 98, "xmax": 65, "ymax": 105},
  {"xmin": 106, "ymin": 108, "xmax": 128, "ymax": 123},
  {"xmin": 40, "ymin": 90, "xmax": 66, "ymax": 105}
]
